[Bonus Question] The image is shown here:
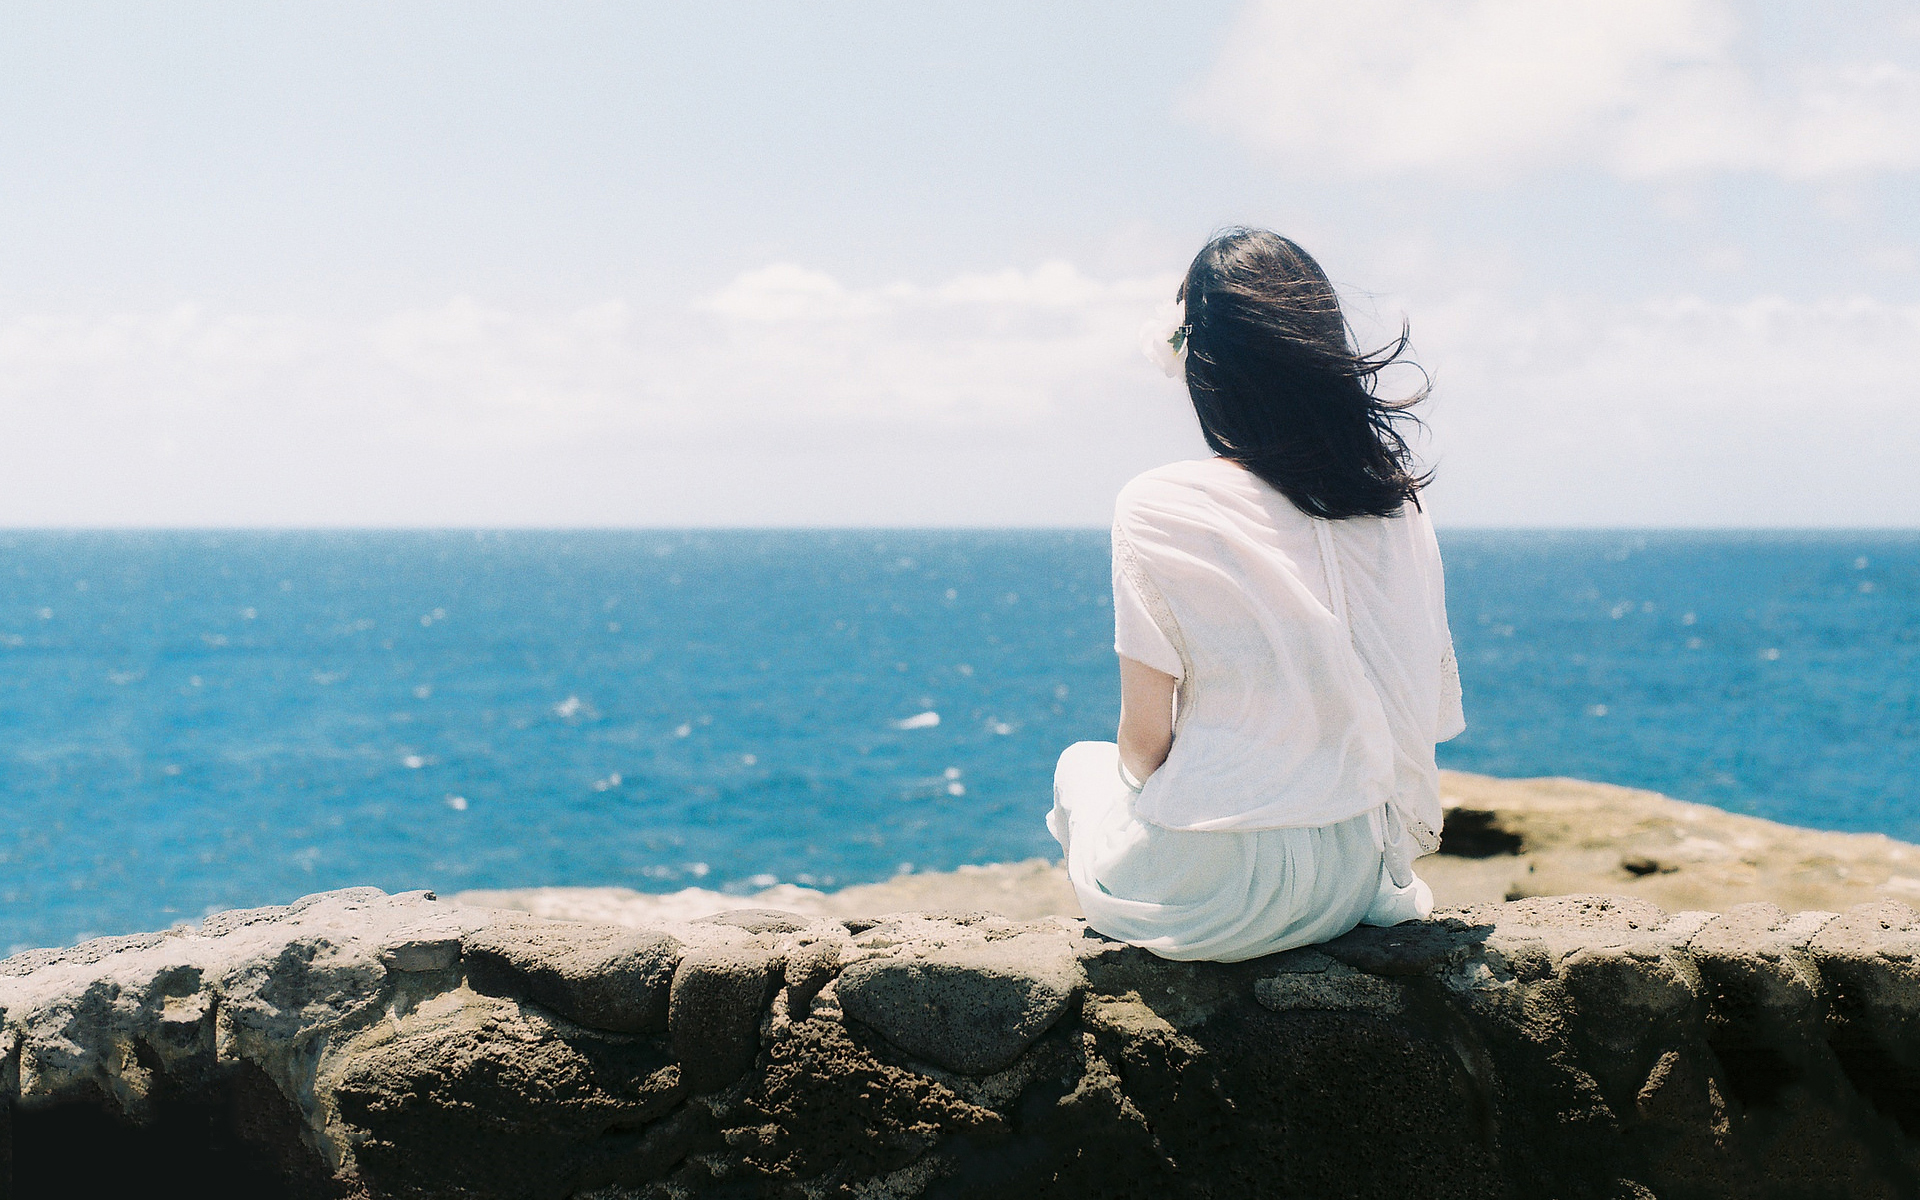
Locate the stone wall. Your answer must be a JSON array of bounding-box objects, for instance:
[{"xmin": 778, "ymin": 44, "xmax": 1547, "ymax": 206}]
[{"xmin": 4, "ymin": 887, "xmax": 1920, "ymax": 1198}]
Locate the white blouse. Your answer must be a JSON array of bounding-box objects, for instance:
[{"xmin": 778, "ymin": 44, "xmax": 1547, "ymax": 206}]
[{"xmin": 1111, "ymin": 458, "xmax": 1464, "ymax": 855}]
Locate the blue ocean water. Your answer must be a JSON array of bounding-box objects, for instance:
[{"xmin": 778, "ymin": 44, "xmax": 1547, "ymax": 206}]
[{"xmin": 0, "ymin": 529, "xmax": 1914, "ymax": 952}]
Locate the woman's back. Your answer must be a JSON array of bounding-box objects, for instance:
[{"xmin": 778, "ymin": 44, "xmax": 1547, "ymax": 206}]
[{"xmin": 1112, "ymin": 458, "xmax": 1462, "ymax": 846}]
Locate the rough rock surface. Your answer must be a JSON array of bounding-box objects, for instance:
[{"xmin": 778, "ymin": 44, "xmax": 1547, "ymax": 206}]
[
  {"xmin": 463, "ymin": 922, "xmax": 680, "ymax": 1034},
  {"xmin": 9, "ymin": 888, "xmax": 1920, "ymax": 1198},
  {"xmin": 1421, "ymin": 771, "xmax": 1920, "ymax": 913}
]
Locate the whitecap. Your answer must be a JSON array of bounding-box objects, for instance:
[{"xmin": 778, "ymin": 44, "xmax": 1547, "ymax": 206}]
[{"xmin": 891, "ymin": 711, "xmax": 940, "ymax": 730}]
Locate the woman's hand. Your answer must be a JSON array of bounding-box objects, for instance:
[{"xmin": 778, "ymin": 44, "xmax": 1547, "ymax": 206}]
[{"xmin": 1117, "ymin": 655, "xmax": 1178, "ymax": 786}]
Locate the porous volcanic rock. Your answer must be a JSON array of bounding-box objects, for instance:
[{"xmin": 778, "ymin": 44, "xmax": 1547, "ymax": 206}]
[
  {"xmin": 463, "ymin": 921, "xmax": 680, "ymax": 1034},
  {"xmin": 8, "ymin": 888, "xmax": 1920, "ymax": 1197},
  {"xmin": 835, "ymin": 923, "xmax": 1081, "ymax": 1074}
]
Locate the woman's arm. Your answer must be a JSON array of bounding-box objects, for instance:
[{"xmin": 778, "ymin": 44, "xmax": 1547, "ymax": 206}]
[{"xmin": 1117, "ymin": 654, "xmax": 1178, "ymax": 785}]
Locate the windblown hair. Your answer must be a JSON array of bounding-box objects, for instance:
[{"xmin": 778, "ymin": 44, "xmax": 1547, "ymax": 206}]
[{"xmin": 1180, "ymin": 229, "xmax": 1431, "ymax": 520}]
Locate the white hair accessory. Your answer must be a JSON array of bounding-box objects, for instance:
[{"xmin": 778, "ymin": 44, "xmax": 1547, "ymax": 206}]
[{"xmin": 1140, "ymin": 299, "xmax": 1191, "ymax": 379}]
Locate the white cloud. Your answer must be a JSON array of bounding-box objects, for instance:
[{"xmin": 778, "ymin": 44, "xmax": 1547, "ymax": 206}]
[
  {"xmin": 1194, "ymin": 0, "xmax": 1920, "ymax": 179},
  {"xmin": 1415, "ymin": 291, "xmax": 1920, "ymax": 524},
  {"xmin": 703, "ymin": 264, "xmax": 863, "ymax": 322},
  {"xmin": 3, "ymin": 260, "xmax": 1911, "ymax": 527},
  {"xmin": 0, "ymin": 264, "xmax": 1197, "ymax": 525},
  {"xmin": 690, "ymin": 261, "xmax": 1172, "ymax": 428}
]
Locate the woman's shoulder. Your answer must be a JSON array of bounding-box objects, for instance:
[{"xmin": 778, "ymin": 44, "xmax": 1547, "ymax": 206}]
[
  {"xmin": 1114, "ymin": 462, "xmax": 1206, "ymax": 540},
  {"xmin": 1114, "ymin": 459, "xmax": 1239, "ymax": 518}
]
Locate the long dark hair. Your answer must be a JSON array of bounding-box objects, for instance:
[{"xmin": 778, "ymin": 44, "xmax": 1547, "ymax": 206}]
[{"xmin": 1179, "ymin": 229, "xmax": 1431, "ymax": 519}]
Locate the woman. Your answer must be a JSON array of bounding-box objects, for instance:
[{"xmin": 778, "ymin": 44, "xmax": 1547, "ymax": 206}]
[{"xmin": 1048, "ymin": 229, "xmax": 1464, "ymax": 962}]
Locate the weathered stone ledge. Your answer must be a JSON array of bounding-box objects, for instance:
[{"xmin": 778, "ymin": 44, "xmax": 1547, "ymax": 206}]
[{"xmin": 5, "ymin": 888, "xmax": 1920, "ymax": 1198}]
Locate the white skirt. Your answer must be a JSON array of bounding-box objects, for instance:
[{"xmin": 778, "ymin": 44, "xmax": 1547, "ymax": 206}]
[{"xmin": 1047, "ymin": 741, "xmax": 1433, "ymax": 963}]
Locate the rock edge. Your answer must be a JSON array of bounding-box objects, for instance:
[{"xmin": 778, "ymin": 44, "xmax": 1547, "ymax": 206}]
[{"xmin": 7, "ymin": 887, "xmax": 1920, "ymax": 1198}]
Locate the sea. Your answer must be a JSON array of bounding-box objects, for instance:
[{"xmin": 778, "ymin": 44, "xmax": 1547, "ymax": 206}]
[{"xmin": 1, "ymin": 529, "xmax": 1915, "ymax": 953}]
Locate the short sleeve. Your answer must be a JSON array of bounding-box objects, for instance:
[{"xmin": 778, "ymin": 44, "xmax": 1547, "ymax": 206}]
[{"xmin": 1112, "ymin": 524, "xmax": 1184, "ymax": 679}]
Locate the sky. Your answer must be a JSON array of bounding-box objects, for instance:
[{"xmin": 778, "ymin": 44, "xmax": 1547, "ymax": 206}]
[{"xmin": 2, "ymin": 0, "xmax": 1917, "ymax": 527}]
